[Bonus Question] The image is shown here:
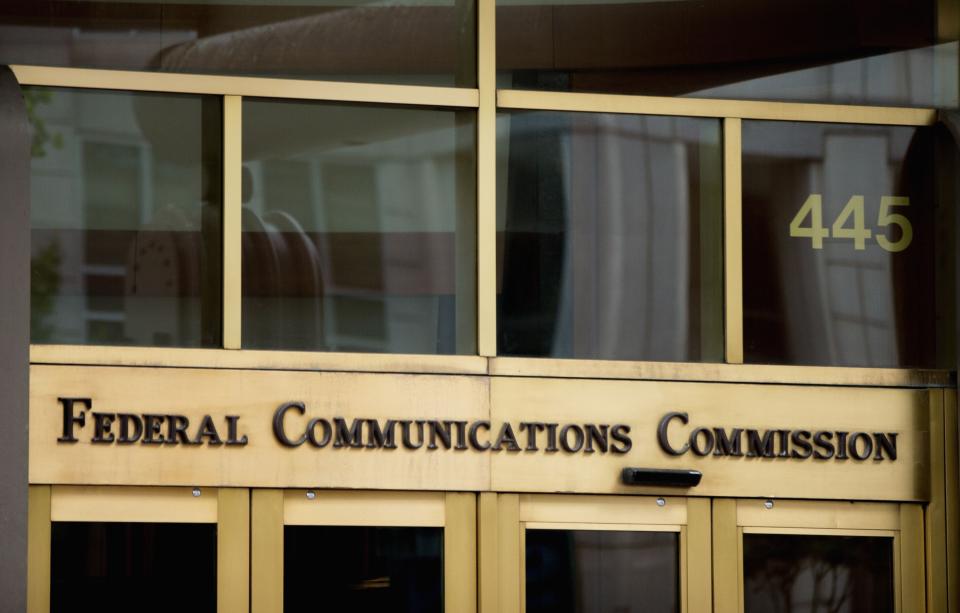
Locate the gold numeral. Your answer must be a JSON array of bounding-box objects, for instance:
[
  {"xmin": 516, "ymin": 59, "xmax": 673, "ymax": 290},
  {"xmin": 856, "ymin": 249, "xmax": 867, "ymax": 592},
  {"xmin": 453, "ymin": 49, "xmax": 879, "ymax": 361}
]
[
  {"xmin": 831, "ymin": 195, "xmax": 872, "ymax": 250},
  {"xmin": 789, "ymin": 194, "xmax": 829, "ymax": 250},
  {"xmin": 875, "ymin": 196, "xmax": 913, "ymax": 253}
]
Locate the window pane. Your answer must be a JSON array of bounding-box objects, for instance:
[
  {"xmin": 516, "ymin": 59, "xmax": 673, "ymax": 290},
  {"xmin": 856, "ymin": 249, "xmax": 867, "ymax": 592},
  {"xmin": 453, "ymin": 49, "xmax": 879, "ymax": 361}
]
[
  {"xmin": 0, "ymin": 0, "xmax": 475, "ymax": 87},
  {"xmin": 28, "ymin": 87, "xmax": 222, "ymax": 347},
  {"xmin": 743, "ymin": 533, "xmax": 894, "ymax": 613},
  {"xmin": 742, "ymin": 120, "xmax": 955, "ymax": 368},
  {"xmin": 51, "ymin": 522, "xmax": 216, "ymax": 613},
  {"xmin": 497, "ymin": 111, "xmax": 723, "ymax": 361},
  {"xmin": 496, "ymin": 0, "xmax": 957, "ymax": 108},
  {"xmin": 284, "ymin": 525, "xmax": 443, "ymax": 613},
  {"xmin": 526, "ymin": 529, "xmax": 679, "ymax": 613},
  {"xmin": 241, "ymin": 99, "xmax": 476, "ymax": 354}
]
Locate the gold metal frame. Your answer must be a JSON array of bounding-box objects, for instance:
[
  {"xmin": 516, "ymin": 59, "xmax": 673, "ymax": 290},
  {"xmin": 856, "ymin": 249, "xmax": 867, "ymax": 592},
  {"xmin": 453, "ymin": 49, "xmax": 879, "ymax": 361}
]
[
  {"xmin": 27, "ymin": 485, "xmax": 250, "ymax": 613},
  {"xmin": 250, "ymin": 489, "xmax": 477, "ymax": 613}
]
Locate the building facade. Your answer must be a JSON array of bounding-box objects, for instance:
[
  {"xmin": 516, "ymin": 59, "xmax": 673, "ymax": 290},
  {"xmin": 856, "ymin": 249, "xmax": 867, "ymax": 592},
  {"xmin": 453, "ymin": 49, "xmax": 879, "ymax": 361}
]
[{"xmin": 0, "ymin": 0, "xmax": 959, "ymax": 611}]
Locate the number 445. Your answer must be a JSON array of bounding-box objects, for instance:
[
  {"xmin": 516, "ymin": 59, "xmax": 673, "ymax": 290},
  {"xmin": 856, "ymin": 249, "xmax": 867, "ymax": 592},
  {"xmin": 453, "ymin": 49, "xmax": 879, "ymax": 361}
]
[{"xmin": 789, "ymin": 195, "xmax": 913, "ymax": 252}]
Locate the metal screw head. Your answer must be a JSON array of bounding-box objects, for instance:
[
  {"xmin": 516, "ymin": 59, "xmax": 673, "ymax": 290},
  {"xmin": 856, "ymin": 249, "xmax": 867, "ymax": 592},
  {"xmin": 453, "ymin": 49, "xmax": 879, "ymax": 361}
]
[
  {"xmin": 764, "ymin": 499, "xmax": 774, "ymax": 509},
  {"xmin": 656, "ymin": 497, "xmax": 666, "ymax": 507},
  {"xmin": 192, "ymin": 488, "xmax": 201, "ymax": 498},
  {"xmin": 306, "ymin": 490, "xmax": 317, "ymax": 500}
]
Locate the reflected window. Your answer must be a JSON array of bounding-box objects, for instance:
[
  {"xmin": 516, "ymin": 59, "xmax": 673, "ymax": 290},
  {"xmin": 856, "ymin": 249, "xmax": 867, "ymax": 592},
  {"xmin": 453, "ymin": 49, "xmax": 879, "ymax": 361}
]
[
  {"xmin": 496, "ymin": 0, "xmax": 956, "ymax": 108},
  {"xmin": 28, "ymin": 87, "xmax": 222, "ymax": 347},
  {"xmin": 743, "ymin": 533, "xmax": 894, "ymax": 613},
  {"xmin": 742, "ymin": 120, "xmax": 955, "ymax": 368},
  {"xmin": 0, "ymin": 1, "xmax": 475, "ymax": 87},
  {"xmin": 497, "ymin": 111, "xmax": 723, "ymax": 362},
  {"xmin": 284, "ymin": 525, "xmax": 443, "ymax": 613},
  {"xmin": 241, "ymin": 99, "xmax": 476, "ymax": 354},
  {"xmin": 51, "ymin": 522, "xmax": 216, "ymax": 613},
  {"xmin": 526, "ymin": 529, "xmax": 679, "ymax": 613}
]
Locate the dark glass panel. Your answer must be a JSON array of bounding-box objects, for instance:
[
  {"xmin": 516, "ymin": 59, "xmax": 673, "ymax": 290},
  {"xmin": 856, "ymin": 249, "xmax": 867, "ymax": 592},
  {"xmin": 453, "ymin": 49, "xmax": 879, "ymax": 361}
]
[
  {"xmin": 0, "ymin": 0, "xmax": 475, "ymax": 87},
  {"xmin": 284, "ymin": 525, "xmax": 443, "ymax": 613},
  {"xmin": 496, "ymin": 0, "xmax": 956, "ymax": 108},
  {"xmin": 241, "ymin": 99, "xmax": 476, "ymax": 354},
  {"xmin": 28, "ymin": 87, "xmax": 222, "ymax": 347},
  {"xmin": 525, "ymin": 529, "xmax": 679, "ymax": 613},
  {"xmin": 51, "ymin": 522, "xmax": 216, "ymax": 613},
  {"xmin": 743, "ymin": 533, "xmax": 894, "ymax": 613},
  {"xmin": 742, "ymin": 120, "xmax": 955, "ymax": 368},
  {"xmin": 497, "ymin": 111, "xmax": 723, "ymax": 361}
]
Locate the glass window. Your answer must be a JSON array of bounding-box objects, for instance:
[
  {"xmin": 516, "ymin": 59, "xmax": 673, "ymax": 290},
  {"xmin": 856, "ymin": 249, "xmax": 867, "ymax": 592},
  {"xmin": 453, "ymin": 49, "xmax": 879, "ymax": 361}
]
[
  {"xmin": 51, "ymin": 522, "xmax": 217, "ymax": 613},
  {"xmin": 526, "ymin": 529, "xmax": 679, "ymax": 613},
  {"xmin": 743, "ymin": 533, "xmax": 894, "ymax": 613},
  {"xmin": 284, "ymin": 525, "xmax": 443, "ymax": 612},
  {"xmin": 496, "ymin": 0, "xmax": 957, "ymax": 108},
  {"xmin": 0, "ymin": 0, "xmax": 475, "ymax": 87},
  {"xmin": 28, "ymin": 87, "xmax": 222, "ymax": 347},
  {"xmin": 497, "ymin": 111, "xmax": 723, "ymax": 362},
  {"xmin": 742, "ymin": 120, "xmax": 955, "ymax": 368},
  {"xmin": 241, "ymin": 99, "xmax": 476, "ymax": 354}
]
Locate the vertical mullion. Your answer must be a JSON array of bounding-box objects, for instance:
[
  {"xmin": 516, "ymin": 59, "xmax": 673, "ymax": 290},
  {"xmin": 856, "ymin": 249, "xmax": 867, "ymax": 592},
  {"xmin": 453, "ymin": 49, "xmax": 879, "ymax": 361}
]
[
  {"xmin": 723, "ymin": 117, "xmax": 743, "ymax": 364},
  {"xmin": 444, "ymin": 493, "xmax": 477, "ymax": 613},
  {"xmin": 223, "ymin": 95, "xmax": 242, "ymax": 350},
  {"xmin": 477, "ymin": 0, "xmax": 497, "ymax": 357},
  {"xmin": 217, "ymin": 488, "xmax": 250, "ymax": 613},
  {"xmin": 27, "ymin": 485, "xmax": 51, "ymax": 613},
  {"xmin": 712, "ymin": 498, "xmax": 739, "ymax": 613},
  {"xmin": 251, "ymin": 489, "xmax": 283, "ymax": 613}
]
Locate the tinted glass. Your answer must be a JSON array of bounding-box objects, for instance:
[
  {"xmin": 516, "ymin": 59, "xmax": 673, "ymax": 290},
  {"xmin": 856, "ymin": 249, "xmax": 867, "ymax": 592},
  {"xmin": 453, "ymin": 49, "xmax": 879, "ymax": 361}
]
[
  {"xmin": 744, "ymin": 533, "xmax": 894, "ymax": 613},
  {"xmin": 242, "ymin": 99, "xmax": 475, "ymax": 354},
  {"xmin": 742, "ymin": 120, "xmax": 955, "ymax": 368},
  {"xmin": 0, "ymin": 1, "xmax": 475, "ymax": 87},
  {"xmin": 284, "ymin": 525, "xmax": 443, "ymax": 612},
  {"xmin": 51, "ymin": 522, "xmax": 216, "ymax": 613},
  {"xmin": 28, "ymin": 87, "xmax": 222, "ymax": 347},
  {"xmin": 496, "ymin": 0, "xmax": 956, "ymax": 108},
  {"xmin": 497, "ymin": 111, "xmax": 723, "ymax": 361},
  {"xmin": 526, "ymin": 529, "xmax": 679, "ymax": 613}
]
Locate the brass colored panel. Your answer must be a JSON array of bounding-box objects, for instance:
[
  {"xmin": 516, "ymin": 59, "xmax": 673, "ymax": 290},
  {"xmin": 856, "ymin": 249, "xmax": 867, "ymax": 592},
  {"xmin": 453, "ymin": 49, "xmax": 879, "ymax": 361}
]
[
  {"xmin": 497, "ymin": 89, "xmax": 936, "ymax": 126},
  {"xmin": 27, "ymin": 485, "xmax": 50, "ymax": 613},
  {"xmin": 283, "ymin": 490, "xmax": 445, "ymax": 527},
  {"xmin": 30, "ymin": 344, "xmax": 489, "ymax": 376},
  {"xmin": 946, "ymin": 389, "xmax": 960, "ymax": 613},
  {"xmin": 445, "ymin": 493, "xmax": 478, "ymax": 613},
  {"xmin": 487, "ymin": 356, "xmax": 953, "ymax": 388},
  {"xmin": 489, "ymin": 377, "xmax": 930, "ymax": 501},
  {"xmin": 50, "ymin": 486, "xmax": 217, "ymax": 523},
  {"xmin": 685, "ymin": 497, "xmax": 712, "ymax": 613},
  {"xmin": 723, "ymin": 117, "xmax": 743, "ymax": 364},
  {"xmin": 251, "ymin": 489, "xmax": 283, "ymax": 613},
  {"xmin": 11, "ymin": 65, "xmax": 480, "ymax": 108},
  {"xmin": 478, "ymin": 492, "xmax": 499, "ymax": 613},
  {"xmin": 222, "ymin": 96, "xmax": 242, "ymax": 350},
  {"xmin": 498, "ymin": 494, "xmax": 520, "ymax": 613},
  {"xmin": 524, "ymin": 521, "xmax": 679, "ymax": 532},
  {"xmin": 31, "ymin": 366, "xmax": 490, "ymax": 490},
  {"xmin": 518, "ymin": 494, "xmax": 685, "ymax": 525},
  {"xmin": 477, "ymin": 0, "xmax": 497, "ymax": 357},
  {"xmin": 711, "ymin": 498, "xmax": 738, "ymax": 613},
  {"xmin": 900, "ymin": 504, "xmax": 927, "ymax": 612},
  {"xmin": 217, "ymin": 488, "xmax": 250, "ymax": 613},
  {"xmin": 737, "ymin": 499, "xmax": 900, "ymax": 530},
  {"xmin": 926, "ymin": 389, "xmax": 948, "ymax": 612}
]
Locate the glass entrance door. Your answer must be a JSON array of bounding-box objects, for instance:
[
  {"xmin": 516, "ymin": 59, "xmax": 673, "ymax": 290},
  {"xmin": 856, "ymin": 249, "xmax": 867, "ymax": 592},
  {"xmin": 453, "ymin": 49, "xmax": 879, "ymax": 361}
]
[
  {"xmin": 488, "ymin": 494, "xmax": 712, "ymax": 613},
  {"xmin": 250, "ymin": 490, "xmax": 476, "ymax": 613},
  {"xmin": 712, "ymin": 498, "xmax": 926, "ymax": 613}
]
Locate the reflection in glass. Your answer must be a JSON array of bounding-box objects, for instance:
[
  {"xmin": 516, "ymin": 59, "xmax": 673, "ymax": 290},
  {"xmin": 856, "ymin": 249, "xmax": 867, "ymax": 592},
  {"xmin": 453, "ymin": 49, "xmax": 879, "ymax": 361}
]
[
  {"xmin": 497, "ymin": 111, "xmax": 723, "ymax": 361},
  {"xmin": 742, "ymin": 120, "xmax": 955, "ymax": 368},
  {"xmin": 284, "ymin": 525, "xmax": 443, "ymax": 613},
  {"xmin": 28, "ymin": 87, "xmax": 222, "ymax": 347},
  {"xmin": 496, "ymin": 0, "xmax": 957, "ymax": 108},
  {"xmin": 743, "ymin": 533, "xmax": 894, "ymax": 613},
  {"xmin": 51, "ymin": 522, "xmax": 217, "ymax": 613},
  {"xmin": 241, "ymin": 99, "xmax": 476, "ymax": 354},
  {"xmin": 526, "ymin": 529, "xmax": 679, "ymax": 613},
  {"xmin": 0, "ymin": 0, "xmax": 475, "ymax": 87}
]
